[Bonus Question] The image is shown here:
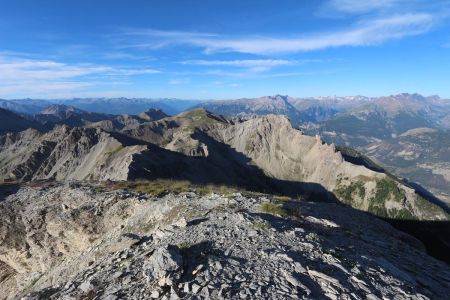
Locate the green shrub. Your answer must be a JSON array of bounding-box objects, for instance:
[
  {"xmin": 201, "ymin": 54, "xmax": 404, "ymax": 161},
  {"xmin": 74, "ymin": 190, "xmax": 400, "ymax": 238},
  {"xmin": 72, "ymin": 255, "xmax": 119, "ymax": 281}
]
[
  {"xmin": 178, "ymin": 242, "xmax": 190, "ymax": 250},
  {"xmin": 368, "ymin": 178, "xmax": 408, "ymax": 219},
  {"xmin": 375, "ymin": 178, "xmax": 404, "ymax": 202},
  {"xmin": 389, "ymin": 208, "xmax": 416, "ymax": 220},
  {"xmin": 335, "ymin": 180, "xmax": 366, "ymax": 205}
]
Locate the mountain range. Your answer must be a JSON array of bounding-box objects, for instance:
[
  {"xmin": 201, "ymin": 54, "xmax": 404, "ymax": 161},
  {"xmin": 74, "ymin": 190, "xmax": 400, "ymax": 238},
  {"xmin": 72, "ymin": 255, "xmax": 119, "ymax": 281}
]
[
  {"xmin": 0, "ymin": 106, "xmax": 446, "ymax": 220},
  {"xmin": 0, "ymin": 98, "xmax": 202, "ymax": 116},
  {"xmin": 1, "ymin": 106, "xmax": 449, "ymax": 239},
  {"xmin": 2, "ymin": 94, "xmax": 450, "ymax": 209},
  {"xmin": 1, "ymin": 97, "xmax": 450, "ymax": 298}
]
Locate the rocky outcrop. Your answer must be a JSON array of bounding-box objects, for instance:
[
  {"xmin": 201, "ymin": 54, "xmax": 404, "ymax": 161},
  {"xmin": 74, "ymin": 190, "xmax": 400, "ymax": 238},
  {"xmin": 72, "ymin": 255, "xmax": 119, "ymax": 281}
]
[
  {"xmin": 206, "ymin": 115, "xmax": 449, "ymax": 221},
  {"xmin": 143, "ymin": 245, "xmax": 184, "ymax": 287},
  {"xmin": 138, "ymin": 108, "xmax": 169, "ymax": 122},
  {"xmin": 0, "ymin": 125, "xmax": 146, "ymax": 181},
  {"xmin": 0, "ymin": 183, "xmax": 448, "ymax": 299},
  {"xmin": 209, "ymin": 115, "xmax": 367, "ymax": 188}
]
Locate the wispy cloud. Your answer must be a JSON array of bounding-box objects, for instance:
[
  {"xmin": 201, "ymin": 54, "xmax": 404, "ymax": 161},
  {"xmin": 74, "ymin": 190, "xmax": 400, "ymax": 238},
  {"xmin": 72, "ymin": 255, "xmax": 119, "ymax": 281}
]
[
  {"xmin": 0, "ymin": 82, "xmax": 95, "ymax": 95},
  {"xmin": 116, "ymin": 29, "xmax": 218, "ymax": 50},
  {"xmin": 212, "ymin": 81, "xmax": 241, "ymax": 88},
  {"xmin": 168, "ymin": 78, "xmax": 190, "ymax": 85},
  {"xmin": 181, "ymin": 59, "xmax": 292, "ymax": 68},
  {"xmin": 121, "ymin": 13, "xmax": 435, "ymax": 55},
  {"xmin": 100, "ymin": 52, "xmax": 155, "ymax": 61},
  {"xmin": 110, "ymin": 68, "xmax": 160, "ymax": 75},
  {"xmin": 180, "ymin": 59, "xmax": 297, "ymax": 73},
  {"xmin": 0, "ymin": 55, "xmax": 159, "ymax": 80},
  {"xmin": 205, "ymin": 69, "xmax": 338, "ymax": 79},
  {"xmin": 0, "ymin": 54, "xmax": 159, "ymax": 97},
  {"xmin": 0, "ymin": 59, "xmax": 108, "ymax": 81},
  {"xmin": 322, "ymin": 0, "xmax": 403, "ymax": 14}
]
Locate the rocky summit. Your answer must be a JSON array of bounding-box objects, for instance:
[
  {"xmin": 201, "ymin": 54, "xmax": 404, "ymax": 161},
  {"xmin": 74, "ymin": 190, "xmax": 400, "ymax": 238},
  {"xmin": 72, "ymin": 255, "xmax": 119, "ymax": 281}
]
[{"xmin": 1, "ymin": 182, "xmax": 449, "ymax": 300}]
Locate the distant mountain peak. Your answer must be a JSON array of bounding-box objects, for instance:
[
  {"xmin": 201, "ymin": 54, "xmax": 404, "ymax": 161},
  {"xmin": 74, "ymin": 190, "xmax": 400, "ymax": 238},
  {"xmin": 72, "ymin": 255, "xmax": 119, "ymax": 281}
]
[
  {"xmin": 138, "ymin": 108, "xmax": 169, "ymax": 122},
  {"xmin": 264, "ymin": 94, "xmax": 292, "ymax": 103},
  {"xmin": 40, "ymin": 104, "xmax": 84, "ymax": 116}
]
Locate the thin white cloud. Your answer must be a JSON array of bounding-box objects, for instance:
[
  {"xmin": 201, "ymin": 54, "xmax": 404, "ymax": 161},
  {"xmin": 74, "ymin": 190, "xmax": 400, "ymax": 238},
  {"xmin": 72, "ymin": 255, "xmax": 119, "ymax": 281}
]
[
  {"xmin": 181, "ymin": 59, "xmax": 326, "ymax": 73},
  {"xmin": 202, "ymin": 14, "xmax": 434, "ymax": 54},
  {"xmin": 0, "ymin": 55, "xmax": 159, "ymax": 81},
  {"xmin": 100, "ymin": 52, "xmax": 155, "ymax": 61},
  {"xmin": 211, "ymin": 81, "xmax": 241, "ymax": 87},
  {"xmin": 205, "ymin": 68, "xmax": 338, "ymax": 78},
  {"xmin": 110, "ymin": 68, "xmax": 160, "ymax": 75},
  {"xmin": 0, "ymin": 81, "xmax": 96, "ymax": 98},
  {"xmin": 168, "ymin": 78, "xmax": 190, "ymax": 85},
  {"xmin": 0, "ymin": 59, "xmax": 109, "ymax": 81},
  {"xmin": 116, "ymin": 29, "xmax": 218, "ymax": 50},
  {"xmin": 323, "ymin": 0, "xmax": 402, "ymax": 14},
  {"xmin": 181, "ymin": 59, "xmax": 292, "ymax": 68},
  {"xmin": 181, "ymin": 59, "xmax": 296, "ymax": 73},
  {"xmin": 123, "ymin": 28, "xmax": 218, "ymax": 38},
  {"xmin": 122, "ymin": 13, "xmax": 435, "ymax": 55},
  {"xmin": 0, "ymin": 54, "xmax": 159, "ymax": 98}
]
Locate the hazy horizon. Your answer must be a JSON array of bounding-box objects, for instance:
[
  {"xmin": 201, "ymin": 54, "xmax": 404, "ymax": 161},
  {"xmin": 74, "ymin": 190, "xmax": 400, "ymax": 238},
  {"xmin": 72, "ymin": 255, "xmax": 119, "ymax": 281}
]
[{"xmin": 1, "ymin": 92, "xmax": 449, "ymax": 102}]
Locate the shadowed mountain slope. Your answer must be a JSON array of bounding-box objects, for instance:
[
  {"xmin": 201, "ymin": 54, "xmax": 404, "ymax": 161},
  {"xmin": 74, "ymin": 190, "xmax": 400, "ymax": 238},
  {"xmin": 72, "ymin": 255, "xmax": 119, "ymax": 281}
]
[{"xmin": 0, "ymin": 108, "xmax": 43, "ymax": 135}]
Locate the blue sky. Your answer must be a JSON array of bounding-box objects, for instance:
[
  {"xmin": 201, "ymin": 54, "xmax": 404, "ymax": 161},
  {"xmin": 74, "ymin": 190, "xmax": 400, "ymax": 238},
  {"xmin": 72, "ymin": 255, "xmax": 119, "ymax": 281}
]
[{"xmin": 1, "ymin": 0, "xmax": 450, "ymax": 99}]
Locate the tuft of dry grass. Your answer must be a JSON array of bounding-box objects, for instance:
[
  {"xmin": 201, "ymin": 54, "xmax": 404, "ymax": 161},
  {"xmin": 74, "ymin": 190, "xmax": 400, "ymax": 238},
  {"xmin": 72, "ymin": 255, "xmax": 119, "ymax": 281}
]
[
  {"xmin": 273, "ymin": 195, "xmax": 291, "ymax": 201},
  {"xmin": 260, "ymin": 202, "xmax": 287, "ymax": 217},
  {"xmin": 106, "ymin": 180, "xmax": 240, "ymax": 197}
]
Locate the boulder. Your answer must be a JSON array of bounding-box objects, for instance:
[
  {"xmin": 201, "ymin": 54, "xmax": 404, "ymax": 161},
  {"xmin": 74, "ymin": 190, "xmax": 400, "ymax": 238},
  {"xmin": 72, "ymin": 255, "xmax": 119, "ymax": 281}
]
[{"xmin": 143, "ymin": 245, "xmax": 183, "ymax": 287}]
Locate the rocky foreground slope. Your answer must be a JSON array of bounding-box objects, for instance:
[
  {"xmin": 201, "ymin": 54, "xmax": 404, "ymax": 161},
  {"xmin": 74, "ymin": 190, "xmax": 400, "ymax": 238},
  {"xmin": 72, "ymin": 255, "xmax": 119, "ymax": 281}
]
[{"xmin": 0, "ymin": 182, "xmax": 449, "ymax": 299}]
